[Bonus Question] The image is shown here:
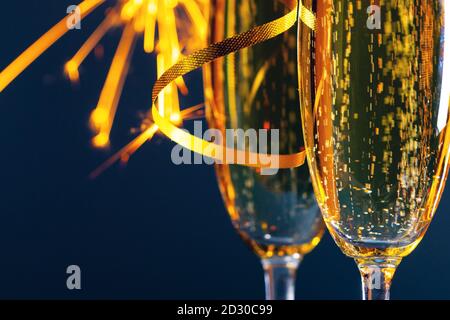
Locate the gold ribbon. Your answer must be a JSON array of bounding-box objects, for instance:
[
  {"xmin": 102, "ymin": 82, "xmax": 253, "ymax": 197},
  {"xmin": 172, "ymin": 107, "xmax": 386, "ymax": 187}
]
[{"xmin": 151, "ymin": 0, "xmax": 315, "ymax": 169}]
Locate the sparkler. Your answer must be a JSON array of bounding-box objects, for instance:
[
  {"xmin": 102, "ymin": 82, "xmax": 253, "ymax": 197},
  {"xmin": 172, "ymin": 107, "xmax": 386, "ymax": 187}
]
[
  {"xmin": 1, "ymin": 0, "xmax": 307, "ymax": 177},
  {"xmin": 0, "ymin": 0, "xmax": 208, "ymax": 172}
]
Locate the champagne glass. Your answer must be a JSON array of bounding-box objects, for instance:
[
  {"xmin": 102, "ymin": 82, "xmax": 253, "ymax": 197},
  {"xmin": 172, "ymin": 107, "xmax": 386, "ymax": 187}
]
[
  {"xmin": 203, "ymin": 0, "xmax": 325, "ymax": 300},
  {"xmin": 298, "ymin": 0, "xmax": 450, "ymax": 299}
]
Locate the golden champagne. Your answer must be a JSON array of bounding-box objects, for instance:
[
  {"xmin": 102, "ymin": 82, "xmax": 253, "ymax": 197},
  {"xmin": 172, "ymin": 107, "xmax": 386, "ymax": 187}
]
[
  {"xmin": 204, "ymin": 0, "xmax": 324, "ymax": 259},
  {"xmin": 299, "ymin": 0, "xmax": 450, "ymax": 258}
]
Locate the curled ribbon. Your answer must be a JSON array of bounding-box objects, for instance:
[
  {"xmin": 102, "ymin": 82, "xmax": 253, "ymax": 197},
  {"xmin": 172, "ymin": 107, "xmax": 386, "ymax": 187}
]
[{"xmin": 151, "ymin": 0, "xmax": 316, "ymax": 169}]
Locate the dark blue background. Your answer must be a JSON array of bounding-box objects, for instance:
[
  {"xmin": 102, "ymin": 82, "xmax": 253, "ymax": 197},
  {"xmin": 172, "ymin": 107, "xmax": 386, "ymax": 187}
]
[{"xmin": 0, "ymin": 0, "xmax": 449, "ymax": 299}]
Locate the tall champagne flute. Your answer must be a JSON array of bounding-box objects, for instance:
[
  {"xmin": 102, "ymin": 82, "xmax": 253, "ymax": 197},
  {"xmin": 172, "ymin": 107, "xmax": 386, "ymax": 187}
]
[
  {"xmin": 298, "ymin": 0, "xmax": 450, "ymax": 299},
  {"xmin": 203, "ymin": 0, "xmax": 325, "ymax": 300}
]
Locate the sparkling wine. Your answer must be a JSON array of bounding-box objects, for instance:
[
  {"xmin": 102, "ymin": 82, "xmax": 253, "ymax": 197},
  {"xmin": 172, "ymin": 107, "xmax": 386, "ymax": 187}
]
[
  {"xmin": 204, "ymin": 0, "xmax": 324, "ymax": 258},
  {"xmin": 299, "ymin": 0, "xmax": 450, "ymax": 257}
]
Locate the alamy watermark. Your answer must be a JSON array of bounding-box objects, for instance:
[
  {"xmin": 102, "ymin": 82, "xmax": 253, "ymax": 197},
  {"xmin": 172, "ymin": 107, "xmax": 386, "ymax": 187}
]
[
  {"xmin": 170, "ymin": 121, "xmax": 280, "ymax": 176},
  {"xmin": 367, "ymin": 5, "xmax": 381, "ymax": 30},
  {"xmin": 366, "ymin": 266, "xmax": 382, "ymax": 290},
  {"xmin": 67, "ymin": 5, "xmax": 81, "ymax": 30},
  {"xmin": 65, "ymin": 4, "xmax": 382, "ymax": 31},
  {"xmin": 66, "ymin": 265, "xmax": 81, "ymax": 290}
]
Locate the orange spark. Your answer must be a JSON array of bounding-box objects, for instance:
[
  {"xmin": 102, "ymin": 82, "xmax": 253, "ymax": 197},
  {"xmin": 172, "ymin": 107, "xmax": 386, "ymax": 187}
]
[{"xmin": 0, "ymin": 0, "xmax": 106, "ymax": 92}]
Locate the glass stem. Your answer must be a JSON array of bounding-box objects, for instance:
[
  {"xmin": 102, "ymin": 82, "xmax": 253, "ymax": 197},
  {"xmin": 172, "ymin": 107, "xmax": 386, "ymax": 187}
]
[
  {"xmin": 356, "ymin": 257, "xmax": 401, "ymax": 300},
  {"xmin": 261, "ymin": 255, "xmax": 302, "ymax": 300}
]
